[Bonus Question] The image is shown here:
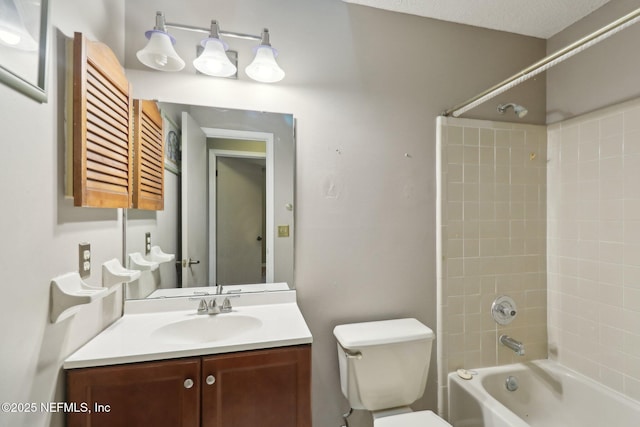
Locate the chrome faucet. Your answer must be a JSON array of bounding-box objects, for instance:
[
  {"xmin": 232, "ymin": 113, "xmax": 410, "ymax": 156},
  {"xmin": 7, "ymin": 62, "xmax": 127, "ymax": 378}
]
[
  {"xmin": 195, "ymin": 297, "xmax": 233, "ymax": 315},
  {"xmin": 500, "ymin": 334, "xmax": 525, "ymax": 356}
]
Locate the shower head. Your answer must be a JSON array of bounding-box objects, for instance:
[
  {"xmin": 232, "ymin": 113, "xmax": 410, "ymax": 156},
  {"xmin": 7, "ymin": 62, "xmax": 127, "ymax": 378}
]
[{"xmin": 497, "ymin": 103, "xmax": 528, "ymax": 118}]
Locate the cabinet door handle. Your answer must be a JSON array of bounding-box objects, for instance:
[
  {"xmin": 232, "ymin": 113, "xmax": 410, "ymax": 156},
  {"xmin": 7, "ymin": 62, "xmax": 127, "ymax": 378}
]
[
  {"xmin": 206, "ymin": 375, "xmax": 216, "ymax": 385},
  {"xmin": 184, "ymin": 378, "xmax": 194, "ymax": 389}
]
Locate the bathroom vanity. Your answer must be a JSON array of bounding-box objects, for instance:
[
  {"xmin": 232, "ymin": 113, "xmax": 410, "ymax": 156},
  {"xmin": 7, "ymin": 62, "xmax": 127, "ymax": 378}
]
[{"xmin": 64, "ymin": 291, "xmax": 312, "ymax": 427}]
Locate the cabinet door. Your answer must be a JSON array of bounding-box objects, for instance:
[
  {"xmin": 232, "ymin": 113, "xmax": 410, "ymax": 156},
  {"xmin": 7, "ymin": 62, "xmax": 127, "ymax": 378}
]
[
  {"xmin": 201, "ymin": 345, "xmax": 311, "ymax": 427},
  {"xmin": 132, "ymin": 99, "xmax": 164, "ymax": 210},
  {"xmin": 72, "ymin": 32, "xmax": 133, "ymax": 208},
  {"xmin": 67, "ymin": 358, "xmax": 200, "ymax": 427}
]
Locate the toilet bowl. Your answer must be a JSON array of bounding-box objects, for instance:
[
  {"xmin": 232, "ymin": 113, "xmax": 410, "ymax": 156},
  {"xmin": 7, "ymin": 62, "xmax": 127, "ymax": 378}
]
[{"xmin": 333, "ymin": 318, "xmax": 451, "ymax": 427}]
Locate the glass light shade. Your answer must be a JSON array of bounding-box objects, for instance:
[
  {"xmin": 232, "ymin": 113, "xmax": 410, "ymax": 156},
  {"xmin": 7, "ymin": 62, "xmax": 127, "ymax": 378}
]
[
  {"xmin": 245, "ymin": 46, "xmax": 285, "ymax": 83},
  {"xmin": 0, "ymin": 0, "xmax": 37, "ymax": 51},
  {"xmin": 193, "ymin": 38, "xmax": 236, "ymax": 77},
  {"xmin": 136, "ymin": 30, "xmax": 185, "ymax": 72}
]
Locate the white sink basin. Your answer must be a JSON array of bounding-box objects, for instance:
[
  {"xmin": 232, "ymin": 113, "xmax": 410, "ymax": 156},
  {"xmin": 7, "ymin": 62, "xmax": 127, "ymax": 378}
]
[{"xmin": 151, "ymin": 314, "xmax": 263, "ymax": 345}]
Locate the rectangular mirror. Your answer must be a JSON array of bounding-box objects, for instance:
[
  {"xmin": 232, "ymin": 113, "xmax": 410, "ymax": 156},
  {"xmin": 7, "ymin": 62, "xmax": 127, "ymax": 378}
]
[{"xmin": 125, "ymin": 103, "xmax": 295, "ymax": 299}]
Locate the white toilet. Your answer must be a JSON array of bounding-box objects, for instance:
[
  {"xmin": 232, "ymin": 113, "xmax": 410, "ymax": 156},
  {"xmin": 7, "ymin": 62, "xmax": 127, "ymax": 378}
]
[{"xmin": 333, "ymin": 318, "xmax": 451, "ymax": 427}]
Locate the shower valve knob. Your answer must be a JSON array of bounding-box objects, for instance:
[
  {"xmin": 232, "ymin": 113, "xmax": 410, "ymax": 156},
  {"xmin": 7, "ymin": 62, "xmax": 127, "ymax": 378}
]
[
  {"xmin": 500, "ymin": 306, "xmax": 516, "ymax": 316},
  {"xmin": 491, "ymin": 296, "xmax": 518, "ymax": 325}
]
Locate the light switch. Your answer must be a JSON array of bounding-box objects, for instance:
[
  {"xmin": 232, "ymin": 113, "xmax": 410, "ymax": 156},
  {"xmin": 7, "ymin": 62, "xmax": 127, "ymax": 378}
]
[{"xmin": 277, "ymin": 225, "xmax": 290, "ymax": 238}]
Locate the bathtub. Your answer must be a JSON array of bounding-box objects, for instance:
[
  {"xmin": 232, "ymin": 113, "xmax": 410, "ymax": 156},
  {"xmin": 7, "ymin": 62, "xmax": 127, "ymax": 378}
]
[{"xmin": 448, "ymin": 359, "xmax": 640, "ymax": 427}]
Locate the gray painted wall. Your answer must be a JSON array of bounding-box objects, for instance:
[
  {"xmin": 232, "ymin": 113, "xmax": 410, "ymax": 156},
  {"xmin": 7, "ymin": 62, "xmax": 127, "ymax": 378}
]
[
  {"xmin": 0, "ymin": 2, "xmax": 126, "ymax": 427},
  {"xmin": 547, "ymin": 0, "xmax": 640, "ymax": 123}
]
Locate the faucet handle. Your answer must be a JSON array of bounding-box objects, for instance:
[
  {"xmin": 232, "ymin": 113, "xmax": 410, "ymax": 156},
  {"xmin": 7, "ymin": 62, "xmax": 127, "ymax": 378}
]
[
  {"xmin": 491, "ymin": 295, "xmax": 518, "ymax": 325},
  {"xmin": 498, "ymin": 304, "xmax": 516, "ymax": 317},
  {"xmin": 220, "ymin": 297, "xmax": 233, "ymax": 313},
  {"xmin": 197, "ymin": 298, "xmax": 208, "ymax": 314}
]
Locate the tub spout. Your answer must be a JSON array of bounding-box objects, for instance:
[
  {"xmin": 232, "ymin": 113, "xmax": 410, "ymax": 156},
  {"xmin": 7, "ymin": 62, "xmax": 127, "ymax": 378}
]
[{"xmin": 500, "ymin": 334, "xmax": 525, "ymax": 356}]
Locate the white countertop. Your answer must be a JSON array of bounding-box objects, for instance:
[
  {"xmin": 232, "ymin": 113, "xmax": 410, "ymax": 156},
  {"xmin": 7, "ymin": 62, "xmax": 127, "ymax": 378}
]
[{"xmin": 64, "ymin": 296, "xmax": 312, "ymax": 369}]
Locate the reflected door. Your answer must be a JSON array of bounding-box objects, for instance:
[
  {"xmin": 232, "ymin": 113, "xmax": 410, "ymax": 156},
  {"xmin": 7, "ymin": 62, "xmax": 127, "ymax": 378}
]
[
  {"xmin": 181, "ymin": 112, "xmax": 208, "ymax": 287},
  {"xmin": 215, "ymin": 157, "xmax": 265, "ymax": 284}
]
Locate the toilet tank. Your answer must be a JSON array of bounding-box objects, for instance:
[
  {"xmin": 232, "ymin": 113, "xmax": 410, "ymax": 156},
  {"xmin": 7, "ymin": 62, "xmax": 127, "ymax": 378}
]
[{"xmin": 333, "ymin": 318, "xmax": 435, "ymax": 411}]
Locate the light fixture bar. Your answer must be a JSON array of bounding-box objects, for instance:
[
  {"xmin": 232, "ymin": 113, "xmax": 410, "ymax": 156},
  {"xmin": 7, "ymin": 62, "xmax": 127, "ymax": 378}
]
[
  {"xmin": 138, "ymin": 11, "xmax": 284, "ymax": 83},
  {"xmin": 165, "ymin": 22, "xmax": 262, "ymax": 41},
  {"xmin": 442, "ymin": 6, "xmax": 640, "ymax": 117}
]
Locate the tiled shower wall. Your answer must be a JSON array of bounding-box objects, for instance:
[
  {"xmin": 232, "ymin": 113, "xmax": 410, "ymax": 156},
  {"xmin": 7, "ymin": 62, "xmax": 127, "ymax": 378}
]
[
  {"xmin": 436, "ymin": 117, "xmax": 548, "ymax": 412},
  {"xmin": 547, "ymin": 98, "xmax": 640, "ymax": 401}
]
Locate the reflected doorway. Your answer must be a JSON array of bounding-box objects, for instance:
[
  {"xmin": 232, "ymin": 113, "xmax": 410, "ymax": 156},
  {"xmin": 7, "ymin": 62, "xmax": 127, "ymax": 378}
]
[
  {"xmin": 214, "ymin": 154, "xmax": 266, "ymax": 285},
  {"xmin": 206, "ymin": 129, "xmax": 274, "ymax": 286}
]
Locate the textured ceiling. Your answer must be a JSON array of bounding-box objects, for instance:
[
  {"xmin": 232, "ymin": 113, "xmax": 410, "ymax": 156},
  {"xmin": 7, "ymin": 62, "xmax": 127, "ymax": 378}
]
[{"xmin": 343, "ymin": 0, "xmax": 611, "ymax": 39}]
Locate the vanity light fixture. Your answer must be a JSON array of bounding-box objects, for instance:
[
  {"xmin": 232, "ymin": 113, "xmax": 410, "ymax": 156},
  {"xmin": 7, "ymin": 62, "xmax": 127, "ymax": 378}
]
[
  {"xmin": 136, "ymin": 12, "xmax": 185, "ymax": 71},
  {"xmin": 193, "ymin": 20, "xmax": 236, "ymax": 78},
  {"xmin": 245, "ymin": 29, "xmax": 285, "ymax": 83},
  {"xmin": 0, "ymin": 0, "xmax": 38, "ymax": 51},
  {"xmin": 136, "ymin": 11, "xmax": 285, "ymax": 83}
]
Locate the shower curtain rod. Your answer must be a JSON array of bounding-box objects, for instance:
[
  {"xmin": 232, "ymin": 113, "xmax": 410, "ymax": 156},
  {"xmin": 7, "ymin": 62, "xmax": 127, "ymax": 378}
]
[{"xmin": 442, "ymin": 6, "xmax": 640, "ymax": 118}]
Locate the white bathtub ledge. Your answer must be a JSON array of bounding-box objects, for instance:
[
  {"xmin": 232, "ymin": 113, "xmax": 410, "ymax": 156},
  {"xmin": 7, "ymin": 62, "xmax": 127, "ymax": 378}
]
[{"xmin": 448, "ymin": 360, "xmax": 640, "ymax": 427}]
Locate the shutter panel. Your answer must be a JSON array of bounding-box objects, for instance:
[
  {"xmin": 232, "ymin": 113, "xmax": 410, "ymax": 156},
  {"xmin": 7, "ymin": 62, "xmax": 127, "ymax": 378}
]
[
  {"xmin": 132, "ymin": 100, "xmax": 164, "ymax": 210},
  {"xmin": 73, "ymin": 32, "xmax": 132, "ymax": 208}
]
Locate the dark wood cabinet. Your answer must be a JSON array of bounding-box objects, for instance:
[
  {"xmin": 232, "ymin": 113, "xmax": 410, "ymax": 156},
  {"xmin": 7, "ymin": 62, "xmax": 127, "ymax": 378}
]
[
  {"xmin": 202, "ymin": 345, "xmax": 311, "ymax": 427},
  {"xmin": 66, "ymin": 345, "xmax": 311, "ymax": 427},
  {"xmin": 66, "ymin": 358, "xmax": 200, "ymax": 427}
]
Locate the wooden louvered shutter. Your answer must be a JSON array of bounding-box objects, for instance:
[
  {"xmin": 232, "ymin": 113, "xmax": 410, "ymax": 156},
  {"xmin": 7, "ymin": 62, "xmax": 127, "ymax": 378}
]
[
  {"xmin": 132, "ymin": 100, "xmax": 164, "ymax": 210},
  {"xmin": 73, "ymin": 32, "xmax": 132, "ymax": 208}
]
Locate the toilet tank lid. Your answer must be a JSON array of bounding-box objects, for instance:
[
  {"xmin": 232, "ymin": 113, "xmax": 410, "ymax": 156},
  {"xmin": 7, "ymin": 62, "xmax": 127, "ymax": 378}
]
[{"xmin": 333, "ymin": 318, "xmax": 434, "ymax": 349}]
